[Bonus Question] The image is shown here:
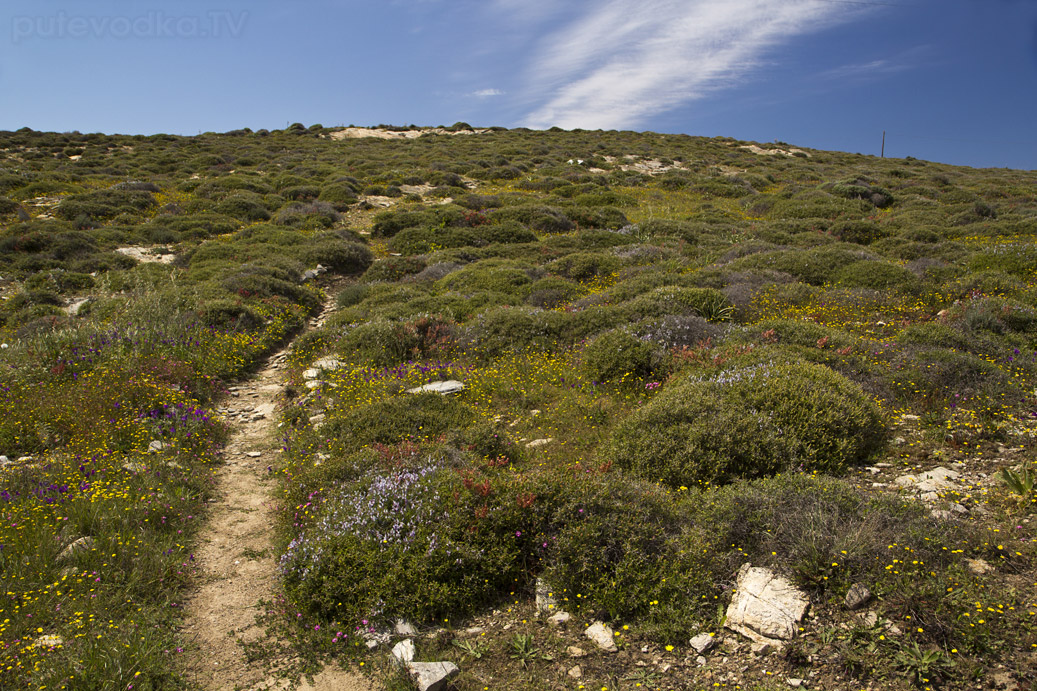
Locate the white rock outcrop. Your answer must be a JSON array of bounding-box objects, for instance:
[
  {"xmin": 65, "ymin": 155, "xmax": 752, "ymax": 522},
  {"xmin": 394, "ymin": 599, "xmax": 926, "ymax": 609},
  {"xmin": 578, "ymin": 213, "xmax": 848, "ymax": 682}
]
[{"xmin": 725, "ymin": 564, "xmax": 810, "ymax": 643}]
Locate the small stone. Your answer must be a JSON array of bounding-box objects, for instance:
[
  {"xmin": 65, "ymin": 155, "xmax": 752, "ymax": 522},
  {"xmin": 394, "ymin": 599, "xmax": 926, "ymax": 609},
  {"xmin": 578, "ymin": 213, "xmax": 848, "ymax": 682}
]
[
  {"xmin": 395, "ymin": 619, "xmax": 418, "ymax": 636},
  {"xmin": 303, "ymin": 368, "xmax": 320, "ymax": 380},
  {"xmin": 526, "ymin": 438, "xmax": 554, "ymax": 449},
  {"xmin": 584, "ymin": 621, "xmax": 617, "ymax": 652},
  {"xmin": 58, "ymin": 536, "xmax": 94, "ymax": 562},
  {"xmin": 967, "ymin": 558, "xmax": 994, "ymax": 575},
  {"xmin": 689, "ymin": 632, "xmax": 718, "ymax": 654},
  {"xmin": 855, "ymin": 611, "xmax": 879, "ymax": 627},
  {"xmin": 548, "ymin": 611, "xmax": 571, "ymax": 626},
  {"xmin": 406, "ymin": 380, "xmax": 465, "ymax": 395},
  {"xmin": 147, "ymin": 440, "xmax": 166, "ymax": 453},
  {"xmin": 308, "ymin": 414, "xmax": 326, "ymax": 425},
  {"xmin": 567, "ymin": 665, "xmax": 583, "ymax": 679},
  {"xmin": 720, "ymin": 637, "xmax": 740, "ymax": 653},
  {"xmin": 751, "ymin": 640, "xmax": 778, "ymax": 656},
  {"xmin": 788, "ymin": 678, "xmax": 806, "ymax": 688},
  {"xmin": 535, "ymin": 578, "xmax": 558, "ymax": 615},
  {"xmin": 697, "ymin": 655, "xmax": 708, "ymax": 667},
  {"xmin": 843, "ymin": 583, "xmax": 872, "ymax": 611},
  {"xmin": 312, "ymin": 358, "xmax": 342, "ymax": 370},
  {"xmin": 245, "ymin": 451, "xmax": 262, "ymax": 458},
  {"xmin": 391, "ymin": 639, "xmax": 415, "ymax": 666},
  {"xmin": 363, "ymin": 629, "xmax": 390, "ymax": 648},
  {"xmin": 33, "ymin": 634, "xmax": 64, "ymax": 648},
  {"xmin": 464, "ymin": 627, "xmax": 485, "ymax": 636},
  {"xmin": 406, "ymin": 661, "xmax": 459, "ymax": 691},
  {"xmin": 567, "ymin": 645, "xmax": 587, "ymax": 658}
]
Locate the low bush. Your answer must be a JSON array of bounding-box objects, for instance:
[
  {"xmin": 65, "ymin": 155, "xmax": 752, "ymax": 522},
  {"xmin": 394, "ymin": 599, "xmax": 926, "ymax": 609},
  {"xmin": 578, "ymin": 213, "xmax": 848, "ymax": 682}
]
[
  {"xmin": 835, "ymin": 260, "xmax": 921, "ymax": 293},
  {"xmin": 55, "ymin": 188, "xmax": 156, "ymax": 223},
  {"xmin": 547, "ymin": 251, "xmax": 621, "ymax": 282},
  {"xmin": 491, "ymin": 204, "xmax": 574, "ymax": 234},
  {"xmin": 582, "ymin": 328, "xmax": 665, "ymax": 382},
  {"xmin": 362, "ymin": 256, "xmax": 427, "ymax": 283},
  {"xmin": 274, "ymin": 201, "xmax": 341, "ymax": 228},
  {"xmin": 435, "ymin": 259, "xmax": 538, "ymax": 298},
  {"xmin": 213, "ymin": 192, "xmax": 273, "ymax": 222},
  {"xmin": 610, "ymin": 360, "xmax": 886, "ymax": 487},
  {"xmin": 197, "ymin": 299, "xmax": 265, "ymax": 331},
  {"xmin": 300, "ymin": 239, "xmax": 373, "ymax": 275}
]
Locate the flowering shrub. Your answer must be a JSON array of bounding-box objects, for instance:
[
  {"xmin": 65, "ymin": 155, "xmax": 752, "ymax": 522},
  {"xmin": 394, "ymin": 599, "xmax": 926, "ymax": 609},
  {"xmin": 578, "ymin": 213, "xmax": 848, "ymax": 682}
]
[{"xmin": 280, "ymin": 461, "xmax": 524, "ymax": 623}]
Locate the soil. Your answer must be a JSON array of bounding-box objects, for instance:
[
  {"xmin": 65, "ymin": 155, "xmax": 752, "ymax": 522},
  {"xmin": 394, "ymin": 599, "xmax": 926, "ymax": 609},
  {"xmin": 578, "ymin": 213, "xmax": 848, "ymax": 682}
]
[{"xmin": 180, "ymin": 297, "xmax": 372, "ymax": 691}]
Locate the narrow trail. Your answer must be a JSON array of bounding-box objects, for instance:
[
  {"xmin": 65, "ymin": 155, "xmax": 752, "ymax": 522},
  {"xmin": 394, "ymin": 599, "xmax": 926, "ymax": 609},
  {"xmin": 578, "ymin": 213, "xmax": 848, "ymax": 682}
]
[{"xmin": 181, "ymin": 298, "xmax": 371, "ymax": 691}]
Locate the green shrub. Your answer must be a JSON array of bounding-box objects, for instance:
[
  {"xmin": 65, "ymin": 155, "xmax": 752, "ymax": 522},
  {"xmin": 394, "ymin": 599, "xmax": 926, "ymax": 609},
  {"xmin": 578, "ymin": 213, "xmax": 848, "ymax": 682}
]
[
  {"xmin": 318, "ymin": 182, "xmax": 359, "ymax": 210},
  {"xmin": 543, "ymin": 473, "xmax": 711, "ymax": 638},
  {"xmin": 476, "ymin": 220, "xmax": 537, "ymax": 245},
  {"xmin": 274, "ymin": 201, "xmax": 340, "ymax": 228},
  {"xmin": 147, "ymin": 213, "xmax": 239, "ymax": 240},
  {"xmin": 733, "ymin": 245, "xmax": 874, "ymax": 285},
  {"xmin": 769, "ymin": 193, "xmax": 873, "ymax": 220},
  {"xmin": 968, "ymin": 243, "xmax": 1037, "ymax": 277},
  {"xmin": 448, "ymin": 420, "xmax": 522, "ymax": 465},
  {"xmin": 387, "ymin": 225, "xmax": 477, "ymax": 255},
  {"xmin": 436, "ymin": 259, "xmax": 537, "ymax": 298},
  {"xmin": 371, "ymin": 208, "xmax": 436, "ymax": 238},
  {"xmin": 582, "ymin": 328, "xmax": 665, "ymax": 382},
  {"xmin": 0, "ymin": 197, "xmax": 19, "ymax": 215},
  {"xmin": 465, "ymin": 306, "xmax": 568, "ymax": 357},
  {"xmin": 281, "ymin": 459, "xmax": 522, "ymax": 623},
  {"xmin": 835, "ymin": 260, "xmax": 921, "ymax": 293},
  {"xmin": 491, "ymin": 204, "xmax": 574, "ymax": 233},
  {"xmin": 326, "ymin": 394, "xmax": 475, "ymax": 451},
  {"xmin": 197, "ymin": 299, "xmax": 264, "ymax": 331},
  {"xmin": 220, "ymin": 265, "xmax": 319, "ymax": 310},
  {"xmin": 336, "ymin": 284, "xmax": 370, "ymax": 308},
  {"xmin": 547, "ymin": 251, "xmax": 621, "ymax": 282},
  {"xmin": 890, "ymin": 346, "xmax": 1021, "ymax": 411},
  {"xmin": 610, "ymin": 360, "xmax": 886, "ymax": 487},
  {"xmin": 362, "ymin": 256, "xmax": 427, "ymax": 282},
  {"xmin": 620, "ymin": 287, "xmax": 733, "ymax": 322},
  {"xmin": 831, "ymin": 220, "xmax": 888, "ymax": 245},
  {"xmin": 55, "ymin": 189, "xmax": 156, "ymax": 223},
  {"xmin": 301, "ymin": 240, "xmax": 373, "ymax": 275},
  {"xmin": 525, "ymin": 276, "xmax": 588, "ymax": 308},
  {"xmin": 213, "ymin": 192, "xmax": 273, "ymax": 222}
]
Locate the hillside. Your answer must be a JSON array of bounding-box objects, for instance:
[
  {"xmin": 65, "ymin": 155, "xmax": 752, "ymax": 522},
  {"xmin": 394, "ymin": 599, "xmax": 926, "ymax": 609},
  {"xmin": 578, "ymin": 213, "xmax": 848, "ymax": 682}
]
[{"xmin": 1, "ymin": 124, "xmax": 1035, "ymax": 690}]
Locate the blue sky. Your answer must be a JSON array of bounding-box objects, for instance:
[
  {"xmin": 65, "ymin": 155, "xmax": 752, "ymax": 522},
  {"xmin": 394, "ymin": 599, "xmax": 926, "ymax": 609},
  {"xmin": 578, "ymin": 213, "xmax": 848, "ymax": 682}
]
[{"xmin": 1, "ymin": 0, "xmax": 1035, "ymax": 170}]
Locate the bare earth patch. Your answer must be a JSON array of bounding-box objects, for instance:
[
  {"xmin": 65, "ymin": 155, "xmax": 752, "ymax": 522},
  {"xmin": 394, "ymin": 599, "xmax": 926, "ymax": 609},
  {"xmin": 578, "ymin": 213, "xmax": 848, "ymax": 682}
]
[
  {"xmin": 115, "ymin": 246, "xmax": 176, "ymax": 264},
  {"xmin": 739, "ymin": 144, "xmax": 811, "ymax": 157},
  {"xmin": 329, "ymin": 126, "xmax": 489, "ymax": 141}
]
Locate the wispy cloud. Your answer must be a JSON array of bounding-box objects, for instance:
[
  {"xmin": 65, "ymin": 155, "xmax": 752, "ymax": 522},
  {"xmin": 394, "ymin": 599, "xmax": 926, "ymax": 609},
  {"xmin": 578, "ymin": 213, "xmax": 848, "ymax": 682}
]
[
  {"xmin": 471, "ymin": 88, "xmax": 505, "ymax": 98},
  {"xmin": 513, "ymin": 0, "xmax": 876, "ymax": 130},
  {"xmin": 819, "ymin": 46, "xmax": 929, "ymax": 81}
]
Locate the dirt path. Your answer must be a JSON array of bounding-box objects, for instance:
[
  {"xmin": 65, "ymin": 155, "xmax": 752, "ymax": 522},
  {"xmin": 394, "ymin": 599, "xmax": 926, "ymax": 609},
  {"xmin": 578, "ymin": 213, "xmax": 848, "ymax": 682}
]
[{"xmin": 181, "ymin": 303, "xmax": 371, "ymax": 691}]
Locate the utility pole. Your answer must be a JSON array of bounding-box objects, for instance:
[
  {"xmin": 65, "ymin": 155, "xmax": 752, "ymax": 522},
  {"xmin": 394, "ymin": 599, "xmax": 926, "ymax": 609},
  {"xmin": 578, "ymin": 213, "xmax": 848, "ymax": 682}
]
[{"xmin": 881, "ymin": 130, "xmax": 886, "ymax": 158}]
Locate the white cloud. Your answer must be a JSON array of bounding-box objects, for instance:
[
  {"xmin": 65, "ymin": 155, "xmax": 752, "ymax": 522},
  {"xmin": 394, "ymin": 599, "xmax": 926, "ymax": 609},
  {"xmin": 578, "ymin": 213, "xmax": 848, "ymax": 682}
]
[
  {"xmin": 472, "ymin": 88, "xmax": 505, "ymax": 97},
  {"xmin": 514, "ymin": 0, "xmax": 876, "ymax": 130},
  {"xmin": 818, "ymin": 46, "xmax": 929, "ymax": 81}
]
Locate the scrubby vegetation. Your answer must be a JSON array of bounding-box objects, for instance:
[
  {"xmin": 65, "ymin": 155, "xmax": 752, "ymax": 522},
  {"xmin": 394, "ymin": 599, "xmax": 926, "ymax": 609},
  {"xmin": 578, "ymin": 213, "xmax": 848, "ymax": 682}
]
[{"xmin": 1, "ymin": 124, "xmax": 1035, "ymax": 690}]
